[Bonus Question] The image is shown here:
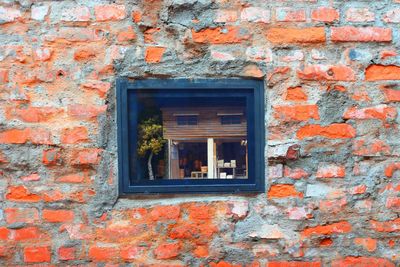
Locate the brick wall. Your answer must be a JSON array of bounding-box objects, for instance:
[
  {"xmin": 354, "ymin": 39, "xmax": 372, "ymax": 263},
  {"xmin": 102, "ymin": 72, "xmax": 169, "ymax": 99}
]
[{"xmin": 1, "ymin": 0, "xmax": 400, "ymax": 266}]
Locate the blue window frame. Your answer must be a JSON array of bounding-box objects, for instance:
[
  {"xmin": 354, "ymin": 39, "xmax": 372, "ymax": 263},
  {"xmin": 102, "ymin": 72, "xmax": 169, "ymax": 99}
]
[{"xmin": 117, "ymin": 79, "xmax": 265, "ymax": 194}]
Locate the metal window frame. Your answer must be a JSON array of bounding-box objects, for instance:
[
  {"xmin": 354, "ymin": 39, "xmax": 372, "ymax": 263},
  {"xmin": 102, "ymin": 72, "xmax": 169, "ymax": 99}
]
[{"xmin": 117, "ymin": 78, "xmax": 265, "ymax": 194}]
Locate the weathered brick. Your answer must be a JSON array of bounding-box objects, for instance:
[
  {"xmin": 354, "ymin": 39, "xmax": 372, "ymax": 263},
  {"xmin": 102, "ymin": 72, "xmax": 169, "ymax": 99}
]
[
  {"xmin": 311, "ymin": 7, "xmax": 339, "ymax": 22},
  {"xmin": 276, "ymin": 8, "xmax": 306, "ymax": 22},
  {"xmin": 241, "ymin": 7, "xmax": 270, "ymax": 23},
  {"xmin": 316, "ymin": 163, "xmax": 345, "ymax": 178},
  {"xmin": 301, "ymin": 221, "xmax": 352, "ymax": 237},
  {"xmin": 5, "ymin": 208, "xmax": 39, "ymax": 224},
  {"xmin": 58, "ymin": 246, "xmax": 75, "ymax": 261},
  {"xmin": 70, "ymin": 148, "xmax": 102, "ymax": 166},
  {"xmin": 61, "ymin": 127, "xmax": 89, "ymax": 144},
  {"xmin": 61, "ymin": 6, "xmax": 91, "ymax": 22},
  {"xmin": 331, "ymin": 27, "xmax": 392, "ymax": 42},
  {"xmin": 345, "ymin": 8, "xmax": 375, "ymax": 22},
  {"xmin": 150, "ymin": 205, "xmax": 180, "ymax": 221},
  {"xmin": 43, "ymin": 209, "xmax": 74, "ymax": 223},
  {"xmin": 266, "ymin": 27, "xmax": 325, "ymax": 44},
  {"xmin": 154, "ymin": 242, "xmax": 181, "ymax": 260},
  {"xmin": 8, "ymin": 106, "xmax": 61, "ymax": 123},
  {"xmin": 298, "ymin": 65, "xmax": 355, "ymax": 81},
  {"xmin": 192, "ymin": 27, "xmax": 250, "ymax": 44},
  {"xmin": 267, "ymin": 262, "xmax": 321, "ymax": 267},
  {"xmin": 81, "ymin": 80, "xmax": 111, "ymax": 97},
  {"xmin": 343, "ymin": 105, "xmax": 397, "ymax": 121},
  {"xmin": 384, "ymin": 9, "xmax": 400, "ymax": 23},
  {"xmin": 43, "ymin": 148, "xmax": 62, "ymax": 166},
  {"xmin": 68, "ymin": 104, "xmax": 107, "ymax": 120},
  {"xmin": 94, "ymin": 5, "xmax": 126, "ymax": 21},
  {"xmin": 89, "ymin": 246, "xmax": 119, "ymax": 261},
  {"xmin": 215, "ymin": 10, "xmax": 237, "ymax": 23},
  {"xmin": 0, "ymin": 7, "xmax": 22, "ymax": 24}
]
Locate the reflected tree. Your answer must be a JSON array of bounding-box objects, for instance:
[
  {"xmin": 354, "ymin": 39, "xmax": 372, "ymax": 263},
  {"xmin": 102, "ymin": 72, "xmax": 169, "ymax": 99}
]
[{"xmin": 137, "ymin": 117, "xmax": 166, "ymax": 180}]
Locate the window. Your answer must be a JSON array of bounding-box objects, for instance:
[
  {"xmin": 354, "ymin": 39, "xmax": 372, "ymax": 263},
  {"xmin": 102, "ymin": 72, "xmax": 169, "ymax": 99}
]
[
  {"xmin": 117, "ymin": 79, "xmax": 265, "ymax": 194},
  {"xmin": 220, "ymin": 114, "xmax": 242, "ymax": 125},
  {"xmin": 176, "ymin": 115, "xmax": 198, "ymax": 125}
]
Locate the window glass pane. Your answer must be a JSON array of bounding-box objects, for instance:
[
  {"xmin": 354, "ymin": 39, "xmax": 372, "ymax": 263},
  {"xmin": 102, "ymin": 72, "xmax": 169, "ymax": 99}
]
[{"xmin": 135, "ymin": 93, "xmax": 248, "ymax": 180}]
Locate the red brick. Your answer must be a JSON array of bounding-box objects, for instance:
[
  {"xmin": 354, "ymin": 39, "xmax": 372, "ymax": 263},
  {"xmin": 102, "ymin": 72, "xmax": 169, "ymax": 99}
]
[
  {"xmin": 88, "ymin": 246, "xmax": 119, "ymax": 261},
  {"xmin": 6, "ymin": 185, "xmax": 41, "ymax": 202},
  {"xmin": 385, "ymin": 163, "xmax": 400, "ymax": 177},
  {"xmin": 301, "ymin": 221, "xmax": 352, "ymax": 237},
  {"xmin": 5, "ymin": 208, "xmax": 39, "ymax": 224},
  {"xmin": 145, "ymin": 47, "xmax": 166, "ymax": 63},
  {"xmin": 81, "ymin": 80, "xmax": 111, "ymax": 98},
  {"xmin": 311, "ymin": 7, "xmax": 339, "ymax": 22},
  {"xmin": 94, "ymin": 5, "xmax": 126, "ymax": 21},
  {"xmin": 188, "ymin": 204, "xmax": 213, "ymax": 220},
  {"xmin": 319, "ymin": 198, "xmax": 347, "ymax": 213},
  {"xmin": 42, "ymin": 148, "xmax": 62, "ymax": 166},
  {"xmin": 297, "ymin": 124, "xmax": 356, "ymax": 139},
  {"xmin": 284, "ymin": 167, "xmax": 309, "ymax": 179},
  {"xmin": 331, "ymin": 27, "xmax": 392, "ymax": 42},
  {"xmin": 58, "ymin": 246, "xmax": 75, "ymax": 261},
  {"xmin": 0, "ymin": 129, "xmax": 29, "ymax": 144},
  {"xmin": 192, "ymin": 26, "xmax": 250, "ymax": 44},
  {"xmin": 274, "ymin": 105, "xmax": 319, "ymax": 121},
  {"xmin": 74, "ymin": 47, "xmax": 97, "ymax": 61},
  {"xmin": 383, "ymin": 88, "xmax": 400, "ymax": 102},
  {"xmin": 0, "ymin": 68, "xmax": 9, "ymax": 84},
  {"xmin": 68, "ymin": 104, "xmax": 107, "ymax": 120},
  {"xmin": 0, "ymin": 227, "xmax": 10, "ymax": 240},
  {"xmin": 150, "ymin": 205, "xmax": 180, "ymax": 221},
  {"xmin": 365, "ymin": 65, "xmax": 400, "ymax": 81},
  {"xmin": 298, "ymin": 65, "xmax": 355, "ymax": 81},
  {"xmin": 70, "ymin": 148, "xmax": 102, "ymax": 166},
  {"xmin": 370, "ymin": 218, "xmax": 400, "ymax": 232},
  {"xmin": 120, "ymin": 246, "xmax": 144, "ymax": 260},
  {"xmin": 61, "ymin": 127, "xmax": 89, "ymax": 144},
  {"xmin": 57, "ymin": 173, "xmax": 85, "ymax": 183},
  {"xmin": 386, "ymin": 197, "xmax": 400, "ymax": 208},
  {"xmin": 24, "ymin": 246, "xmax": 51, "ymax": 263},
  {"xmin": 117, "ymin": 26, "xmax": 136, "ymax": 42},
  {"xmin": 14, "ymin": 227, "xmax": 41, "ymax": 241},
  {"xmin": 154, "ymin": 242, "xmax": 181, "ymax": 260},
  {"xmin": 286, "ymin": 86, "xmax": 307, "ymax": 101},
  {"xmin": 9, "ymin": 106, "xmax": 61, "ymax": 123},
  {"xmin": 48, "ymin": 28, "xmax": 104, "ymax": 43},
  {"xmin": 268, "ymin": 184, "xmax": 303, "ymax": 199},
  {"xmin": 43, "ymin": 209, "xmax": 74, "ymax": 223},
  {"xmin": 354, "ymin": 237, "xmax": 377, "ymax": 252},
  {"xmin": 268, "ymin": 262, "xmax": 321, "ymax": 267},
  {"xmin": 266, "ymin": 27, "xmax": 325, "ymax": 44},
  {"xmin": 316, "ymin": 164, "xmax": 345, "ymax": 178},
  {"xmin": 332, "ymin": 257, "xmax": 394, "ymax": 267}
]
